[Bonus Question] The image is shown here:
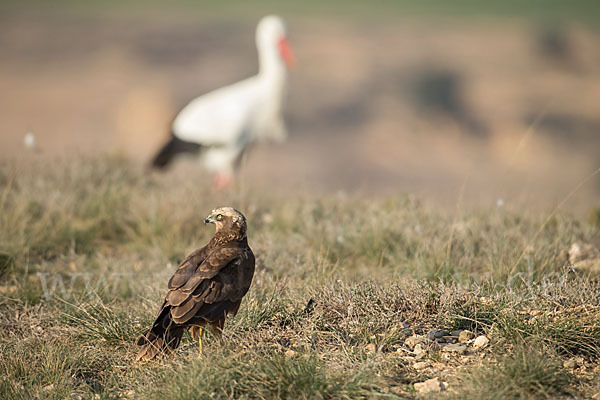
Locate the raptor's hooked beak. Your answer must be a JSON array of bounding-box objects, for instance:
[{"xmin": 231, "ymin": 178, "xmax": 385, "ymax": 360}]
[{"xmin": 204, "ymin": 215, "xmax": 215, "ymax": 225}]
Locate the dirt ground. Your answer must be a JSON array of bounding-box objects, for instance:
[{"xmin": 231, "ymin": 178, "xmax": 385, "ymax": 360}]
[{"xmin": 2, "ymin": 5, "xmax": 600, "ymax": 211}]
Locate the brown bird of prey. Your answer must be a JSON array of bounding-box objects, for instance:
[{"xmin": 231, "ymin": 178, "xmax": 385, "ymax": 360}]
[{"xmin": 136, "ymin": 207, "xmax": 255, "ymax": 361}]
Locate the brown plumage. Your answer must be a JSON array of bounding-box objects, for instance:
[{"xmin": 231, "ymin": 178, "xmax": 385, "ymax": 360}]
[{"xmin": 136, "ymin": 207, "xmax": 255, "ymax": 361}]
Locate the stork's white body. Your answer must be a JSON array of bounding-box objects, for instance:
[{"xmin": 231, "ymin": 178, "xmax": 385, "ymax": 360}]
[
  {"xmin": 173, "ymin": 75, "xmax": 286, "ymax": 174},
  {"xmin": 167, "ymin": 15, "xmax": 291, "ymax": 177}
]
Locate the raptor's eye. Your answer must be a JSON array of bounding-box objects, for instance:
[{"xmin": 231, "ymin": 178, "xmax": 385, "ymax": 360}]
[{"xmin": 216, "ymin": 214, "xmax": 223, "ymax": 221}]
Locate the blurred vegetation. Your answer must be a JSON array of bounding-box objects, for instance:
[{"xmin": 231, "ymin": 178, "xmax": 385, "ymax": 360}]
[{"xmin": 3, "ymin": 0, "xmax": 600, "ymax": 23}]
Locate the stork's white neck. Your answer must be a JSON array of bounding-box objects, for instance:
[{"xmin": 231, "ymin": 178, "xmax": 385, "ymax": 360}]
[{"xmin": 257, "ymin": 44, "xmax": 287, "ymax": 86}]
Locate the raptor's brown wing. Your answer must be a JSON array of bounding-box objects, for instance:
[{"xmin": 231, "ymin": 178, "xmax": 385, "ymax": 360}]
[
  {"xmin": 167, "ymin": 246, "xmax": 209, "ymax": 289},
  {"xmin": 164, "ymin": 246, "xmax": 255, "ymax": 325}
]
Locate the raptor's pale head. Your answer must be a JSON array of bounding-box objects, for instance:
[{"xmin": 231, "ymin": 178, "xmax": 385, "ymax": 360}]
[{"xmin": 204, "ymin": 207, "xmax": 247, "ymax": 238}]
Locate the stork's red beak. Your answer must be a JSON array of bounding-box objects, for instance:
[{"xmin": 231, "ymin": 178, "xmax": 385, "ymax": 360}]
[{"xmin": 278, "ymin": 37, "xmax": 295, "ymax": 68}]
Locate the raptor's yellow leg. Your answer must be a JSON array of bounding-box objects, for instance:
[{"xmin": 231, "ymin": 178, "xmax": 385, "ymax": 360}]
[{"xmin": 197, "ymin": 327, "xmax": 204, "ymax": 358}]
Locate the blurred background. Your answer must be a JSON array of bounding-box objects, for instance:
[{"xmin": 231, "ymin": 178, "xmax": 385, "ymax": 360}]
[{"xmin": 1, "ymin": 0, "xmax": 599, "ymax": 211}]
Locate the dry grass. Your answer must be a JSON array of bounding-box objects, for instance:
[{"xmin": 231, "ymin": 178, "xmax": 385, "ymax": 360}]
[
  {"xmin": 458, "ymin": 344, "xmax": 575, "ymax": 399},
  {"xmin": 1, "ymin": 156, "xmax": 600, "ymax": 399}
]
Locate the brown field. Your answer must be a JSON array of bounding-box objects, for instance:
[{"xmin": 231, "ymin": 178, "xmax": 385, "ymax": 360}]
[{"xmin": 2, "ymin": 4, "xmax": 600, "ymax": 211}]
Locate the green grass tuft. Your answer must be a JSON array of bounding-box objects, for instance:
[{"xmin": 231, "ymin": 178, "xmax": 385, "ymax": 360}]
[
  {"xmin": 147, "ymin": 351, "xmax": 372, "ymax": 400},
  {"xmin": 461, "ymin": 345, "xmax": 574, "ymax": 399}
]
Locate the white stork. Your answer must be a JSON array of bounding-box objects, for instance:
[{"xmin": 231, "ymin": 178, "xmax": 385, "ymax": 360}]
[{"xmin": 151, "ymin": 15, "xmax": 295, "ymax": 188}]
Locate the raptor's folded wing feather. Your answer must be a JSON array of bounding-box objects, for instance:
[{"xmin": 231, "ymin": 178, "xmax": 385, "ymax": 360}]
[
  {"xmin": 165, "ymin": 246, "xmax": 254, "ymax": 324},
  {"xmin": 167, "ymin": 246, "xmax": 209, "ymax": 289}
]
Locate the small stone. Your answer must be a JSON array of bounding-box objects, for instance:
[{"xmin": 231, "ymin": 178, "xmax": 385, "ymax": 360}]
[
  {"xmin": 459, "ymin": 331, "xmax": 475, "ymax": 343},
  {"xmin": 568, "ymin": 243, "xmax": 600, "ymax": 270},
  {"xmin": 441, "ymin": 336, "xmax": 458, "ymax": 344},
  {"xmin": 412, "ymin": 361, "xmax": 430, "ymax": 370},
  {"xmin": 428, "ymin": 341, "xmax": 442, "ymax": 351},
  {"xmin": 413, "ymin": 326, "xmax": 425, "ymax": 335},
  {"xmin": 426, "ymin": 330, "xmax": 450, "ymax": 341},
  {"xmin": 413, "ymin": 343, "xmax": 426, "ymax": 356},
  {"xmin": 285, "ymin": 349, "xmax": 297, "ymax": 357},
  {"xmin": 0, "ymin": 285, "xmax": 15, "ymax": 294},
  {"xmin": 365, "ymin": 343, "xmax": 377, "ymax": 353},
  {"xmin": 404, "ymin": 335, "xmax": 426, "ymax": 350},
  {"xmin": 442, "ymin": 343, "xmax": 467, "ymax": 354},
  {"xmin": 261, "ymin": 213, "xmax": 274, "ymax": 224},
  {"xmin": 473, "ymin": 335, "xmax": 490, "ymax": 350},
  {"xmin": 390, "ymin": 386, "xmax": 405, "ymax": 395},
  {"xmin": 401, "ymin": 321, "xmax": 412, "ymax": 335},
  {"xmin": 414, "ymin": 377, "xmax": 443, "ymax": 393},
  {"xmin": 563, "ymin": 357, "xmax": 584, "ymax": 369}
]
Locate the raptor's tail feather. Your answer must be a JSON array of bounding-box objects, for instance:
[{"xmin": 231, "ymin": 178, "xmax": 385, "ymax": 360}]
[{"xmin": 136, "ymin": 306, "xmax": 184, "ymax": 362}]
